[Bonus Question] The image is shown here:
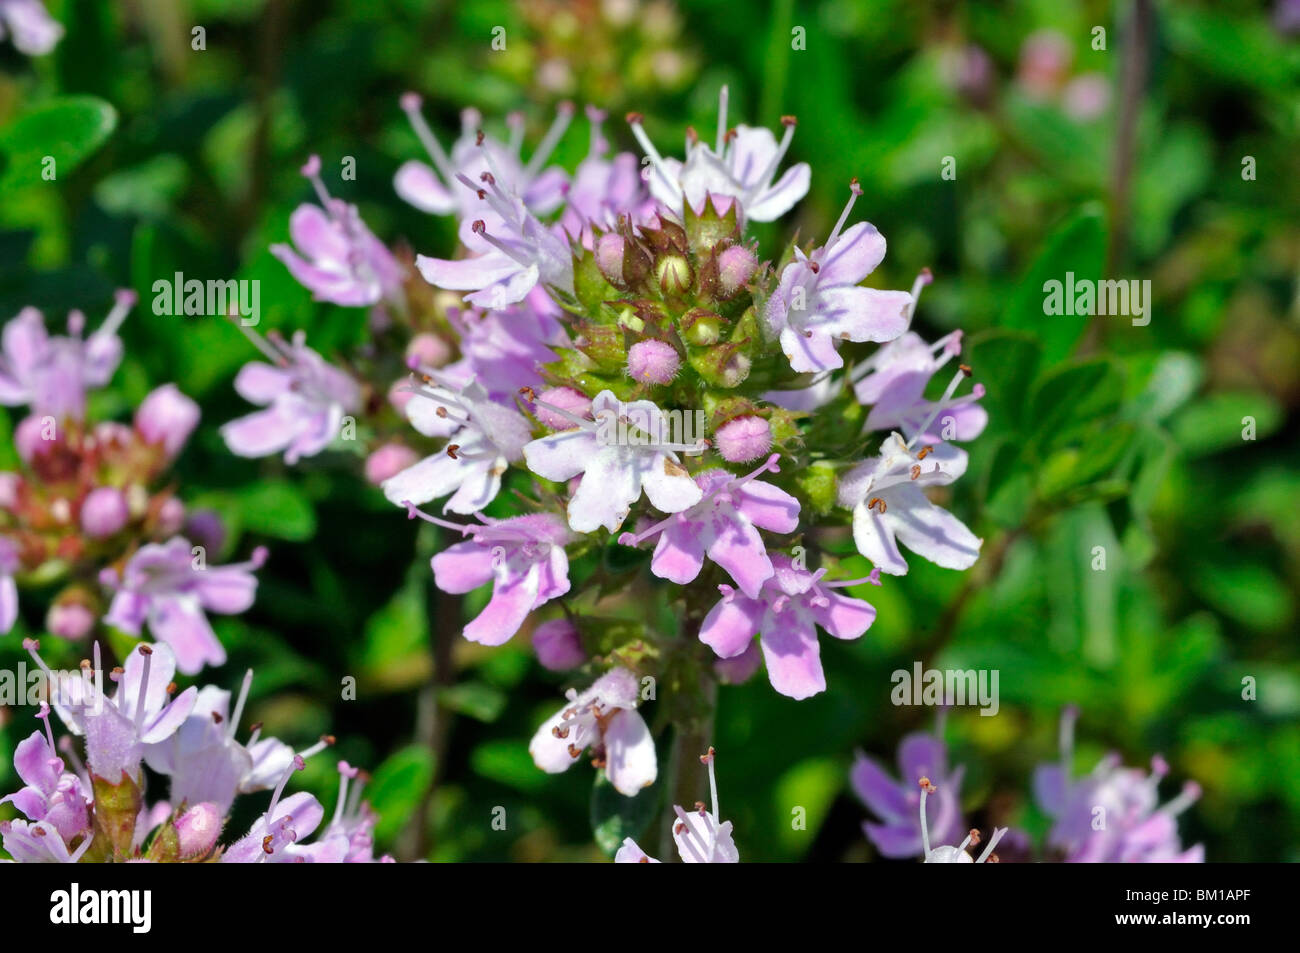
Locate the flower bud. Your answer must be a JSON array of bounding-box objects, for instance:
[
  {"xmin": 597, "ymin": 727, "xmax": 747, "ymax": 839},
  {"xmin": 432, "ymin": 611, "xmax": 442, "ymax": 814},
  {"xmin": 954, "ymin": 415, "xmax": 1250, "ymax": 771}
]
[
  {"xmin": 157, "ymin": 497, "xmax": 186, "ymax": 536},
  {"xmin": 405, "ymin": 333, "xmax": 452, "ymax": 369},
  {"xmin": 682, "ymin": 308, "xmax": 723, "ymax": 347},
  {"xmin": 365, "ymin": 443, "xmax": 419, "ymax": 485},
  {"xmin": 626, "ymin": 340, "xmax": 680, "ymax": 385},
  {"xmin": 387, "ymin": 378, "xmax": 415, "ymax": 414},
  {"xmin": 0, "ymin": 472, "xmax": 21, "ymax": 510},
  {"xmin": 47, "ymin": 601, "xmax": 96, "ymax": 641},
  {"xmin": 533, "ymin": 619, "xmax": 586, "ymax": 671},
  {"xmin": 717, "ymin": 245, "xmax": 757, "ymax": 297},
  {"xmin": 595, "ymin": 233, "xmax": 626, "ymax": 284},
  {"xmin": 535, "ymin": 387, "xmax": 592, "ymax": 429},
  {"xmin": 185, "ymin": 509, "xmax": 227, "ymax": 554},
  {"xmin": 656, "ymin": 255, "xmax": 692, "ymax": 296},
  {"xmin": 135, "ymin": 384, "xmax": 200, "ymax": 459},
  {"xmin": 174, "ymin": 802, "xmax": 224, "ymax": 860},
  {"xmin": 714, "ymin": 415, "xmax": 772, "ymax": 462},
  {"xmin": 14, "ymin": 415, "xmax": 52, "ymax": 462},
  {"xmin": 80, "ymin": 487, "xmax": 129, "ymax": 539}
]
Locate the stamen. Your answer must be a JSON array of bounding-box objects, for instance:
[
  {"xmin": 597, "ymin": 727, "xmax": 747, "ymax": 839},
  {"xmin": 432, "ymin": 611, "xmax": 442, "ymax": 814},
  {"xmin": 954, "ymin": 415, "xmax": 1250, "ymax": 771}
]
[
  {"xmin": 523, "ymin": 102, "xmax": 575, "ymax": 181},
  {"xmin": 400, "ymin": 92, "xmax": 458, "ymax": 186},
  {"xmin": 749, "ymin": 117, "xmax": 796, "ymax": 199},
  {"xmin": 300, "ymin": 154, "xmax": 334, "ymax": 212},
  {"xmin": 826, "ymin": 178, "xmax": 863, "ymax": 248},
  {"xmin": 918, "ymin": 777, "xmax": 933, "ymax": 856},
  {"xmin": 297, "ymin": 734, "xmax": 336, "ymax": 761},
  {"xmin": 95, "ymin": 289, "xmax": 136, "ymax": 341},
  {"xmin": 626, "ymin": 113, "xmax": 677, "ymax": 193},
  {"xmin": 229, "ymin": 669, "xmax": 254, "ymax": 739},
  {"xmin": 715, "ymin": 85, "xmax": 729, "ymax": 155},
  {"xmin": 133, "ymin": 645, "xmax": 153, "ymax": 730},
  {"xmin": 975, "ymin": 827, "xmax": 1008, "ymax": 863},
  {"xmin": 402, "ymin": 500, "xmax": 476, "ymax": 536}
]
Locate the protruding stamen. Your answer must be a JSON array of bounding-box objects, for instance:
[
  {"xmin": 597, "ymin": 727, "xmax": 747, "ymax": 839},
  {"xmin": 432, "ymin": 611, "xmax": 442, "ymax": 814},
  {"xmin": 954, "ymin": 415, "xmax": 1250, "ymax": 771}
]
[
  {"xmin": 523, "ymin": 102, "xmax": 575, "ymax": 181},
  {"xmin": 400, "ymin": 92, "xmax": 458, "ymax": 185}
]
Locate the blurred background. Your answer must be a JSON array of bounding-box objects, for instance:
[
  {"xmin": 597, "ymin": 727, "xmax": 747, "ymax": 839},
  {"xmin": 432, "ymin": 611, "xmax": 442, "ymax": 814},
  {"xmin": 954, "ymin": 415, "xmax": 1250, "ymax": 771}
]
[{"xmin": 1, "ymin": 0, "xmax": 1298, "ymax": 861}]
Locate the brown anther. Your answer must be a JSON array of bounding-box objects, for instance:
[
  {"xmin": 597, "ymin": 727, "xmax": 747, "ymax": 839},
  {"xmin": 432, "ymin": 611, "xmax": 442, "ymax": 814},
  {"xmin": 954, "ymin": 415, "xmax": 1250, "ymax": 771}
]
[
  {"xmin": 808, "ymin": 261, "xmax": 820, "ymax": 274},
  {"xmin": 917, "ymin": 445, "xmax": 933, "ymax": 460},
  {"xmin": 968, "ymin": 829, "xmax": 981, "ymax": 846},
  {"xmin": 435, "ymin": 406, "xmax": 448, "ymax": 418},
  {"xmin": 475, "ymin": 130, "xmax": 485, "ymax": 146},
  {"xmin": 475, "ymin": 189, "xmax": 486, "ymax": 200},
  {"xmin": 685, "ymin": 126, "xmax": 699, "ymax": 144},
  {"xmin": 471, "ymin": 219, "xmax": 486, "ymax": 235},
  {"xmin": 849, "ymin": 176, "xmax": 862, "ymax": 195},
  {"xmin": 321, "ymin": 734, "xmax": 336, "ymax": 746},
  {"xmin": 479, "ymin": 171, "xmax": 495, "ymax": 185},
  {"xmin": 638, "ymin": 856, "xmax": 650, "ymax": 863},
  {"xmin": 138, "ymin": 644, "xmax": 153, "ymax": 656},
  {"xmin": 111, "ymin": 666, "xmax": 124, "ymax": 677},
  {"xmin": 988, "ymin": 853, "xmax": 1000, "ymax": 863},
  {"xmin": 959, "ymin": 364, "xmax": 972, "ymax": 377},
  {"xmin": 699, "ymin": 746, "xmax": 715, "ymax": 764},
  {"xmin": 446, "ymin": 444, "xmax": 460, "ymax": 460},
  {"xmin": 519, "ymin": 386, "xmax": 537, "ymax": 401},
  {"xmin": 567, "ymin": 744, "xmax": 582, "ymax": 758},
  {"xmin": 674, "ymin": 822, "xmax": 687, "ymax": 835},
  {"xmin": 33, "ymin": 826, "xmax": 47, "ymax": 837},
  {"xmin": 166, "ymin": 681, "xmax": 177, "ymax": 695},
  {"xmin": 249, "ymin": 722, "xmax": 263, "ymax": 733},
  {"xmin": 590, "ymin": 755, "xmax": 607, "ymax": 769},
  {"xmin": 625, "ymin": 112, "xmax": 643, "ymax": 124},
  {"xmin": 868, "ymin": 497, "xmax": 887, "ymax": 514},
  {"xmin": 724, "ymin": 127, "xmax": 737, "ymax": 143},
  {"xmin": 919, "ymin": 776, "xmax": 934, "ymax": 791},
  {"xmin": 911, "ymin": 464, "xmax": 921, "ymax": 480},
  {"xmin": 780, "ymin": 115, "xmax": 798, "ymax": 127},
  {"xmin": 212, "ymin": 712, "xmax": 224, "ymax": 724},
  {"xmin": 80, "ymin": 660, "xmax": 92, "ymax": 671},
  {"xmin": 695, "ymin": 801, "xmax": 707, "ymax": 815},
  {"xmin": 262, "ymin": 835, "xmax": 275, "ymax": 854}
]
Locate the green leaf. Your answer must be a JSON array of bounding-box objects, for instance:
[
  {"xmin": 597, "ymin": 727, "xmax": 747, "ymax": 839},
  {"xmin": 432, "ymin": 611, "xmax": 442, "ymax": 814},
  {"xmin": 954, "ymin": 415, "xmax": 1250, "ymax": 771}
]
[
  {"xmin": 590, "ymin": 770, "xmax": 660, "ymax": 856},
  {"xmin": 368, "ymin": 746, "xmax": 436, "ymax": 844},
  {"xmin": 1028, "ymin": 358, "xmax": 1124, "ymax": 451},
  {"xmin": 966, "ymin": 329, "xmax": 1041, "ymax": 433},
  {"xmin": 1001, "ymin": 207, "xmax": 1107, "ymax": 364},
  {"xmin": 1170, "ymin": 391, "xmax": 1282, "ymax": 457},
  {"xmin": 439, "ymin": 682, "xmax": 507, "ymax": 723},
  {"xmin": 231, "ymin": 480, "xmax": 317, "ymax": 541},
  {"xmin": 0, "ymin": 96, "xmax": 117, "ymax": 190}
]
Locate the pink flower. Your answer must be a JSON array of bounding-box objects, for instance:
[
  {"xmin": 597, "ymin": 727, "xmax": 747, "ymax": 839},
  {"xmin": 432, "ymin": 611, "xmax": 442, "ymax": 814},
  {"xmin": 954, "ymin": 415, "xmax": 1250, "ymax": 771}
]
[
  {"xmin": 764, "ymin": 181, "xmax": 912, "ymax": 373},
  {"xmin": 532, "ymin": 619, "xmax": 586, "ymax": 671},
  {"xmin": 271, "ymin": 156, "xmax": 403, "ymax": 307},
  {"xmin": 629, "ymin": 86, "xmax": 809, "ymax": 223},
  {"xmin": 134, "ymin": 383, "xmax": 200, "ymax": 459},
  {"xmin": 698, "ymin": 555, "xmax": 877, "ymax": 700},
  {"xmin": 406, "ymin": 505, "xmax": 572, "ymax": 647},
  {"xmin": 382, "ymin": 372, "xmax": 532, "ymax": 515},
  {"xmin": 529, "ymin": 667, "xmax": 656, "ymax": 796},
  {"xmin": 616, "ymin": 747, "xmax": 738, "ymax": 863},
  {"xmin": 838, "ymin": 432, "xmax": 981, "ymax": 576},
  {"xmin": 100, "ymin": 537, "xmax": 268, "ymax": 674},
  {"xmin": 0, "ymin": 293, "xmax": 133, "ymax": 420},
  {"xmin": 221, "ymin": 329, "xmax": 361, "ymax": 465},
  {"xmin": 395, "ymin": 96, "xmax": 571, "ymax": 223},
  {"xmin": 618, "ymin": 454, "xmax": 799, "ymax": 598},
  {"xmin": 522, "ymin": 390, "xmax": 706, "ymax": 533}
]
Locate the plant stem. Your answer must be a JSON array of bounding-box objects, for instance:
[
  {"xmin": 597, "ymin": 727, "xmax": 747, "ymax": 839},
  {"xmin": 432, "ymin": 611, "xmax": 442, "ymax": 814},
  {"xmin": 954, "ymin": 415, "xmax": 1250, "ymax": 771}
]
[{"xmin": 659, "ymin": 668, "xmax": 717, "ymax": 861}]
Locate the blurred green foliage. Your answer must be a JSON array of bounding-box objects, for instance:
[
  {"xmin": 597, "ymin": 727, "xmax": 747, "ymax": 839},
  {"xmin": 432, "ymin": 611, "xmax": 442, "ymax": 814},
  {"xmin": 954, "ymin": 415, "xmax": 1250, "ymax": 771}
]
[{"xmin": 1, "ymin": 0, "xmax": 1298, "ymax": 862}]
